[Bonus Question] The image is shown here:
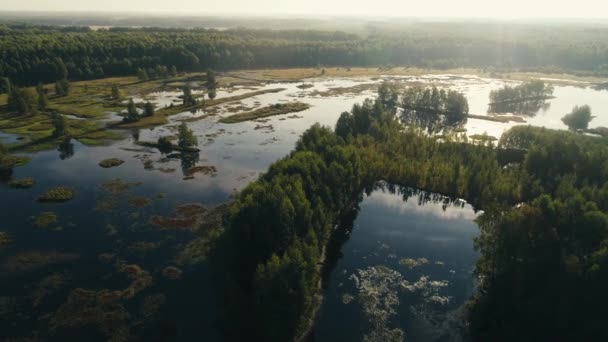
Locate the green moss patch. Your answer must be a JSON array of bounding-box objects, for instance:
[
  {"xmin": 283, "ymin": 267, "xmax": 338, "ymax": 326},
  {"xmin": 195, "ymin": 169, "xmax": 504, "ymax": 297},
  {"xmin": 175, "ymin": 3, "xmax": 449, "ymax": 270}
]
[
  {"xmin": 99, "ymin": 158, "xmax": 125, "ymax": 168},
  {"xmin": 34, "ymin": 211, "xmax": 59, "ymax": 228},
  {"xmin": 37, "ymin": 187, "xmax": 75, "ymax": 203},
  {"xmin": 8, "ymin": 177, "xmax": 35, "ymax": 188}
]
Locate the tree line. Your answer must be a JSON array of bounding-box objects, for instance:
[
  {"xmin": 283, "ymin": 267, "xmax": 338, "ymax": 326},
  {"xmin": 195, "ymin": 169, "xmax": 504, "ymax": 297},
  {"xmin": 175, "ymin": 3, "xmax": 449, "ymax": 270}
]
[{"xmin": 2, "ymin": 23, "xmax": 608, "ymax": 86}]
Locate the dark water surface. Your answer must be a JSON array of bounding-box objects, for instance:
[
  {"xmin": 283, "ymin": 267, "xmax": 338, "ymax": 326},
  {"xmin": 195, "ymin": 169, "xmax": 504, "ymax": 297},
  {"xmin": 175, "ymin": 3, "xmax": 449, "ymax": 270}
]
[{"xmin": 314, "ymin": 185, "xmax": 479, "ymax": 342}]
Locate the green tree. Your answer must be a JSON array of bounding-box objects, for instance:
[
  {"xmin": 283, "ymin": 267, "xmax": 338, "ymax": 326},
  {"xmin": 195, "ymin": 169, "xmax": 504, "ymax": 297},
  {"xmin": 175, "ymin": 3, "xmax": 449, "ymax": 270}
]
[
  {"xmin": 111, "ymin": 85, "xmax": 122, "ymax": 100},
  {"xmin": 36, "ymin": 83, "xmax": 48, "ymax": 110},
  {"xmin": 126, "ymin": 98, "xmax": 139, "ymax": 122},
  {"xmin": 143, "ymin": 102, "xmax": 155, "ymax": 117},
  {"xmin": 206, "ymin": 69, "xmax": 216, "ymax": 89},
  {"xmin": 8, "ymin": 86, "xmax": 38, "ymax": 115},
  {"xmin": 51, "ymin": 111, "xmax": 67, "ymax": 137},
  {"xmin": 182, "ymin": 86, "xmax": 196, "ymax": 106},
  {"xmin": 562, "ymin": 105, "xmax": 593, "ymax": 130},
  {"xmin": 177, "ymin": 122, "xmax": 198, "ymax": 149},
  {"xmin": 137, "ymin": 68, "xmax": 149, "ymax": 81},
  {"xmin": 54, "ymin": 79, "xmax": 70, "ymax": 96}
]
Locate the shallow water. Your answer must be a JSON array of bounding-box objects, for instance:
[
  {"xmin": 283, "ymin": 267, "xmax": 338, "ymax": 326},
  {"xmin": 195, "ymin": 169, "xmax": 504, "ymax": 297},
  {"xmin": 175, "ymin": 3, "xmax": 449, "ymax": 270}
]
[
  {"xmin": 1, "ymin": 74, "xmax": 606, "ymax": 340},
  {"xmin": 314, "ymin": 185, "xmax": 479, "ymax": 342}
]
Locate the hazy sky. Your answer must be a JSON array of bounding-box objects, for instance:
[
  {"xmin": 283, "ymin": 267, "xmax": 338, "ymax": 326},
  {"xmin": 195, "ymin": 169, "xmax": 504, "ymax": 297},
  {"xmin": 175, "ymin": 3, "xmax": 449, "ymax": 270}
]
[{"xmin": 3, "ymin": 0, "xmax": 608, "ymax": 18}]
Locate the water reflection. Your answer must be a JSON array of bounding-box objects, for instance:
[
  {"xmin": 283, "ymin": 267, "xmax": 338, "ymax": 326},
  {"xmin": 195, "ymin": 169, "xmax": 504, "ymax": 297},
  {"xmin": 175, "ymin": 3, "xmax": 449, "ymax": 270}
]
[
  {"xmin": 57, "ymin": 137, "xmax": 75, "ymax": 160},
  {"xmin": 315, "ymin": 182, "xmax": 479, "ymax": 342},
  {"xmin": 488, "ymin": 99, "xmax": 551, "ymax": 116}
]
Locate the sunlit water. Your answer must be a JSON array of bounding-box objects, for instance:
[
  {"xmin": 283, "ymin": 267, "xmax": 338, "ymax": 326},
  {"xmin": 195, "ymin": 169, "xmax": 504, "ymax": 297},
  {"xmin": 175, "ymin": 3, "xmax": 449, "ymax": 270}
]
[{"xmin": 1, "ymin": 74, "xmax": 606, "ymax": 340}]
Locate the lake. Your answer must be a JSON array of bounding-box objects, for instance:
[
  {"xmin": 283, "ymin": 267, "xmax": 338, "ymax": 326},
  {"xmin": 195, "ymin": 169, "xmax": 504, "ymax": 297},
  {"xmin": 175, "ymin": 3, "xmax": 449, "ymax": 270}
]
[
  {"xmin": 314, "ymin": 183, "xmax": 479, "ymax": 342},
  {"xmin": 1, "ymin": 74, "xmax": 606, "ymax": 341}
]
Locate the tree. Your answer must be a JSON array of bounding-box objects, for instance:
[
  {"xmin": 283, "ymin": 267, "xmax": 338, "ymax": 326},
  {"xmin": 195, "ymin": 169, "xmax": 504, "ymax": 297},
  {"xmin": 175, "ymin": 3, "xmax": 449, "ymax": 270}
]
[
  {"xmin": 36, "ymin": 83, "xmax": 48, "ymax": 110},
  {"xmin": 8, "ymin": 86, "xmax": 38, "ymax": 115},
  {"xmin": 144, "ymin": 102, "xmax": 155, "ymax": 117},
  {"xmin": 137, "ymin": 68, "xmax": 149, "ymax": 81},
  {"xmin": 111, "ymin": 85, "xmax": 122, "ymax": 100},
  {"xmin": 55, "ymin": 79, "xmax": 70, "ymax": 96},
  {"xmin": 169, "ymin": 65, "xmax": 178, "ymax": 77},
  {"xmin": 177, "ymin": 122, "xmax": 198, "ymax": 149},
  {"xmin": 562, "ymin": 105, "xmax": 593, "ymax": 130},
  {"xmin": 125, "ymin": 98, "xmax": 139, "ymax": 122},
  {"xmin": 51, "ymin": 111, "xmax": 67, "ymax": 137},
  {"xmin": 182, "ymin": 86, "xmax": 196, "ymax": 106},
  {"xmin": 206, "ymin": 69, "xmax": 216, "ymax": 89},
  {"xmin": 335, "ymin": 111, "xmax": 355, "ymax": 139}
]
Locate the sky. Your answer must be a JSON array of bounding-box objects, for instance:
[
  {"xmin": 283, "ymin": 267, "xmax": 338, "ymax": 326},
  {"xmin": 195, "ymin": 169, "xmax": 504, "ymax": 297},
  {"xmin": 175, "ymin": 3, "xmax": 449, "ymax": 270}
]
[{"xmin": 2, "ymin": 0, "xmax": 608, "ymax": 18}]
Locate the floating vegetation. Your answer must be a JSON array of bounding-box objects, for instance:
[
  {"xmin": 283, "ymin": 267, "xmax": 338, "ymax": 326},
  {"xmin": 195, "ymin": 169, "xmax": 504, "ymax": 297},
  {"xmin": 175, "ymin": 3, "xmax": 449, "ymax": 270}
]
[
  {"xmin": 162, "ymin": 266, "xmax": 183, "ymax": 280},
  {"xmin": 350, "ymin": 266, "xmax": 405, "ymax": 342},
  {"xmin": 3, "ymin": 251, "xmax": 79, "ymax": 273},
  {"xmin": 297, "ymin": 83, "xmax": 314, "ymax": 89},
  {"xmin": 49, "ymin": 288, "xmax": 131, "ymax": 341},
  {"xmin": 101, "ymin": 178, "xmax": 141, "ymax": 195},
  {"xmin": 128, "ymin": 241, "xmax": 161, "ymax": 256},
  {"xmin": 33, "ymin": 211, "xmax": 59, "ymax": 229},
  {"xmin": 219, "ymin": 102, "xmax": 311, "ymax": 123},
  {"xmin": 254, "ymin": 124, "xmax": 274, "ymax": 131},
  {"xmin": 30, "ymin": 272, "xmax": 69, "ymax": 307},
  {"xmin": 401, "ymin": 275, "xmax": 450, "ymax": 306},
  {"xmin": 0, "ymin": 232, "xmax": 10, "ymax": 248},
  {"xmin": 399, "ymin": 257, "xmax": 430, "ymax": 269},
  {"xmin": 342, "ymin": 293, "xmax": 355, "ymax": 305},
  {"xmin": 8, "ymin": 177, "xmax": 35, "ymax": 188},
  {"xmin": 99, "ymin": 158, "xmax": 125, "ymax": 168},
  {"xmin": 185, "ymin": 165, "xmax": 218, "ymax": 177},
  {"xmin": 157, "ymin": 167, "xmax": 176, "ymax": 173},
  {"xmin": 140, "ymin": 294, "xmax": 166, "ymax": 319},
  {"xmin": 37, "ymin": 187, "xmax": 75, "ymax": 202},
  {"xmin": 127, "ymin": 196, "xmax": 152, "ymax": 208}
]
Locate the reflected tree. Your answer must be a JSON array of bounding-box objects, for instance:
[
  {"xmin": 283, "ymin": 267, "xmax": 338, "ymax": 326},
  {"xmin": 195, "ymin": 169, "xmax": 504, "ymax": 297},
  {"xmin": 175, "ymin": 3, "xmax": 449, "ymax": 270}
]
[
  {"xmin": 180, "ymin": 152, "xmax": 199, "ymax": 176},
  {"xmin": 57, "ymin": 137, "xmax": 74, "ymax": 160}
]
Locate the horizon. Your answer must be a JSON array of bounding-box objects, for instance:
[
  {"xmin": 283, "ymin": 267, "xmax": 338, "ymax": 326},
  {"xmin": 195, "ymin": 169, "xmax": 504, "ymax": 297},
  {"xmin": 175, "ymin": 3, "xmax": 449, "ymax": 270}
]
[{"xmin": 2, "ymin": 0, "xmax": 608, "ymax": 20}]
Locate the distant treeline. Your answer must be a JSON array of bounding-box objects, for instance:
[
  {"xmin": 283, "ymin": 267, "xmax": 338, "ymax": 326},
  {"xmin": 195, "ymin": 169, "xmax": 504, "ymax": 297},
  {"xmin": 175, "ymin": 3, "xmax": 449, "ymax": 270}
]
[{"xmin": 2, "ymin": 23, "xmax": 608, "ymax": 86}]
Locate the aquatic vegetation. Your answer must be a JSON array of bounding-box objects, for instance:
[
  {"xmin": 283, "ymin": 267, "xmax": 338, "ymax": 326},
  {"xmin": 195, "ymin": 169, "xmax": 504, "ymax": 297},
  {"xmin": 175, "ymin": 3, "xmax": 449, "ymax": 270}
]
[
  {"xmin": 162, "ymin": 266, "xmax": 183, "ymax": 280},
  {"xmin": 398, "ymin": 257, "xmax": 430, "ymax": 269},
  {"xmin": 30, "ymin": 272, "xmax": 69, "ymax": 307},
  {"xmin": 0, "ymin": 232, "xmax": 10, "ymax": 248},
  {"xmin": 33, "ymin": 211, "xmax": 59, "ymax": 228},
  {"xmin": 101, "ymin": 178, "xmax": 141, "ymax": 195},
  {"xmin": 3, "ymin": 251, "xmax": 79, "ymax": 273},
  {"xmin": 127, "ymin": 196, "xmax": 152, "ymax": 208},
  {"xmin": 99, "ymin": 158, "xmax": 125, "ymax": 168},
  {"xmin": 49, "ymin": 288, "xmax": 131, "ymax": 341},
  {"xmin": 37, "ymin": 187, "xmax": 75, "ymax": 202},
  {"xmin": 128, "ymin": 241, "xmax": 160, "ymax": 255},
  {"xmin": 8, "ymin": 177, "xmax": 35, "ymax": 188},
  {"xmin": 341, "ymin": 293, "xmax": 355, "ymax": 305},
  {"xmin": 184, "ymin": 165, "xmax": 218, "ymax": 177},
  {"xmin": 150, "ymin": 202, "xmax": 209, "ymax": 230},
  {"xmin": 219, "ymin": 102, "xmax": 311, "ymax": 123},
  {"xmin": 350, "ymin": 266, "xmax": 405, "ymax": 342},
  {"xmin": 140, "ymin": 294, "xmax": 166, "ymax": 319}
]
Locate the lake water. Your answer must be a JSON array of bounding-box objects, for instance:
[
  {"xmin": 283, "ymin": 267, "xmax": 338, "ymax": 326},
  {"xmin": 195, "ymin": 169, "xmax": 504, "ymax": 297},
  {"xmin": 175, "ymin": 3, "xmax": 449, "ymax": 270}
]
[
  {"xmin": 1, "ymin": 74, "xmax": 606, "ymax": 341},
  {"xmin": 314, "ymin": 184, "xmax": 479, "ymax": 342}
]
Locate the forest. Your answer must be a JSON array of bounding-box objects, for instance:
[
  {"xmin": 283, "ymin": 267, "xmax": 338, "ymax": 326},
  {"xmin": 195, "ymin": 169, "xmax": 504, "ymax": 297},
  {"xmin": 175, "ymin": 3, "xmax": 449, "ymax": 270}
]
[
  {"xmin": 2, "ymin": 22, "xmax": 608, "ymax": 86},
  {"xmin": 210, "ymin": 83, "xmax": 608, "ymax": 341}
]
